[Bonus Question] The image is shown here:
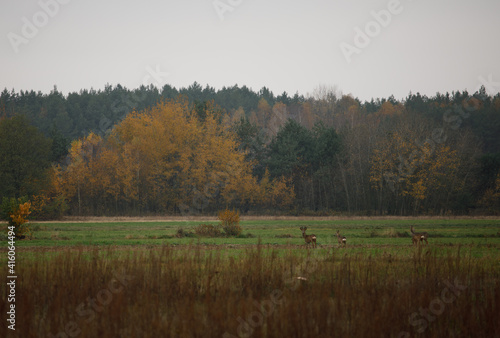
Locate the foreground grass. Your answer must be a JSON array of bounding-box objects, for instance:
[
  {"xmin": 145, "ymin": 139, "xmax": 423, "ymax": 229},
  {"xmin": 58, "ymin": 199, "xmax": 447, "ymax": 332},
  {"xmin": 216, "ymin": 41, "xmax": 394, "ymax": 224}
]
[{"xmin": 1, "ymin": 244, "xmax": 499, "ymax": 337}]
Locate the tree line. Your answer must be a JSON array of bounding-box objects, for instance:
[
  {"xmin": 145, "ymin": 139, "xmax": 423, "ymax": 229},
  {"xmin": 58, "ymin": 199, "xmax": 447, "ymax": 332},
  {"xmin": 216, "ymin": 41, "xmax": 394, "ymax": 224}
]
[{"xmin": 0, "ymin": 83, "xmax": 499, "ymax": 217}]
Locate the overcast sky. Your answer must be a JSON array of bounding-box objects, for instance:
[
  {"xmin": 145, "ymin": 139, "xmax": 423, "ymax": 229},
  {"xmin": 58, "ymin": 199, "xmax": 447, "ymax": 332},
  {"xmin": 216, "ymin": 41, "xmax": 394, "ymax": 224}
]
[{"xmin": 1, "ymin": 0, "xmax": 499, "ymax": 102}]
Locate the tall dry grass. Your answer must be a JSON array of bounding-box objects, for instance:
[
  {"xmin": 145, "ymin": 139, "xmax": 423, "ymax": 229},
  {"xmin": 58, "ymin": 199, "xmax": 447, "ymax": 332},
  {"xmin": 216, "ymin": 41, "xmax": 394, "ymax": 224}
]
[{"xmin": 1, "ymin": 245, "xmax": 499, "ymax": 337}]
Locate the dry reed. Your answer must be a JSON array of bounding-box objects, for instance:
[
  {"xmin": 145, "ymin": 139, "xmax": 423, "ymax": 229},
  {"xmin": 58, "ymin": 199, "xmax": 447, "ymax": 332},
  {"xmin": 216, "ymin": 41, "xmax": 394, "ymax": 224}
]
[{"xmin": 1, "ymin": 245, "xmax": 499, "ymax": 337}]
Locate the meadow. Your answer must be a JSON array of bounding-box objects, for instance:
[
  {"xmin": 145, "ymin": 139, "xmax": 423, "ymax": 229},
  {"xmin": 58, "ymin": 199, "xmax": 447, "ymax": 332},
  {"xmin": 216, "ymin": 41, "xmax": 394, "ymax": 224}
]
[{"xmin": 1, "ymin": 217, "xmax": 499, "ymax": 337}]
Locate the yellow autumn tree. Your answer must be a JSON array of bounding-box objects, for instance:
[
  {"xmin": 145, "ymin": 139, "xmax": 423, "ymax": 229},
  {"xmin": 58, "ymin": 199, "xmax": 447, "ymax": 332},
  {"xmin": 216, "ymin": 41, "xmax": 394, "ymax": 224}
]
[
  {"xmin": 254, "ymin": 169, "xmax": 295, "ymax": 209},
  {"xmin": 61, "ymin": 132, "xmax": 105, "ymax": 214},
  {"xmin": 58, "ymin": 98, "xmax": 295, "ymax": 214},
  {"xmin": 256, "ymin": 98, "xmax": 272, "ymax": 128},
  {"xmin": 266, "ymin": 102, "xmax": 288, "ymax": 138},
  {"xmin": 110, "ymin": 98, "xmax": 260, "ymax": 213},
  {"xmin": 228, "ymin": 106, "xmax": 245, "ymax": 126},
  {"xmin": 1, "ymin": 197, "xmax": 31, "ymax": 238},
  {"xmin": 370, "ymin": 131, "xmax": 412, "ymax": 196},
  {"xmin": 370, "ymin": 130, "xmax": 461, "ymax": 213},
  {"xmin": 268, "ymin": 175, "xmax": 295, "ymax": 209}
]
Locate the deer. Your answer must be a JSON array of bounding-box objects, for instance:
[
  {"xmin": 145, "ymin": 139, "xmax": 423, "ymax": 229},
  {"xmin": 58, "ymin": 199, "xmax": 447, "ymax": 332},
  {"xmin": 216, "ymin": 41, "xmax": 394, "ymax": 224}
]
[
  {"xmin": 300, "ymin": 226, "xmax": 316, "ymax": 248},
  {"xmin": 410, "ymin": 225, "xmax": 428, "ymax": 245},
  {"xmin": 336, "ymin": 230, "xmax": 346, "ymax": 247},
  {"xmin": 411, "ymin": 234, "xmax": 424, "ymax": 245}
]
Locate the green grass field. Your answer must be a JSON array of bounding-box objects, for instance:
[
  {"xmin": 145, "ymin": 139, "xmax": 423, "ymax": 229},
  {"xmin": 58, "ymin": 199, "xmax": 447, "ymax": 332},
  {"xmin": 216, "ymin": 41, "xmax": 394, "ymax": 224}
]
[
  {"xmin": 1, "ymin": 217, "xmax": 499, "ymax": 337},
  {"xmin": 5, "ymin": 217, "xmax": 500, "ymax": 248}
]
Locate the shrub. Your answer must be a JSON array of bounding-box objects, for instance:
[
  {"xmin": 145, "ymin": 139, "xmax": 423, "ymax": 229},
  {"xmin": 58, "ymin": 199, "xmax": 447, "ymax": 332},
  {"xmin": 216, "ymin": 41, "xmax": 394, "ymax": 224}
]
[
  {"xmin": 382, "ymin": 227, "xmax": 410, "ymax": 238},
  {"xmin": 175, "ymin": 228, "xmax": 195, "ymax": 238},
  {"xmin": 194, "ymin": 223, "xmax": 223, "ymax": 237},
  {"xmin": 218, "ymin": 209, "xmax": 242, "ymax": 237},
  {"xmin": 1, "ymin": 196, "xmax": 32, "ymax": 239}
]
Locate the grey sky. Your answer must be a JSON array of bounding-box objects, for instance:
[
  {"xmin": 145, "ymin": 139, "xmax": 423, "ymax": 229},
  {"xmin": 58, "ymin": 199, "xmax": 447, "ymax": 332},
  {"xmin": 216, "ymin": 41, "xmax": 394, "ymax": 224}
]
[{"xmin": 1, "ymin": 0, "xmax": 499, "ymax": 102}]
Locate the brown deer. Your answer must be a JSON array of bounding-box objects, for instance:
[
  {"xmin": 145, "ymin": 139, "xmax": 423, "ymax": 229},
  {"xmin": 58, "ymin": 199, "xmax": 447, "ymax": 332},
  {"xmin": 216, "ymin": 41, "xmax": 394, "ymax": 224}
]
[
  {"xmin": 410, "ymin": 225, "xmax": 428, "ymax": 245},
  {"xmin": 411, "ymin": 234, "xmax": 424, "ymax": 245},
  {"xmin": 336, "ymin": 230, "xmax": 346, "ymax": 247},
  {"xmin": 300, "ymin": 226, "xmax": 316, "ymax": 248}
]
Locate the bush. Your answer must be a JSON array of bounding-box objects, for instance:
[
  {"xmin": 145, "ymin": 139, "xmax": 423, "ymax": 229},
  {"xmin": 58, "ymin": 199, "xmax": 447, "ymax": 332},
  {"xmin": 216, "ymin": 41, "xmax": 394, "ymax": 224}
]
[
  {"xmin": 218, "ymin": 209, "xmax": 242, "ymax": 237},
  {"xmin": 175, "ymin": 228, "xmax": 195, "ymax": 238},
  {"xmin": 1, "ymin": 196, "xmax": 32, "ymax": 239},
  {"xmin": 194, "ymin": 223, "xmax": 223, "ymax": 237},
  {"xmin": 382, "ymin": 228, "xmax": 410, "ymax": 238}
]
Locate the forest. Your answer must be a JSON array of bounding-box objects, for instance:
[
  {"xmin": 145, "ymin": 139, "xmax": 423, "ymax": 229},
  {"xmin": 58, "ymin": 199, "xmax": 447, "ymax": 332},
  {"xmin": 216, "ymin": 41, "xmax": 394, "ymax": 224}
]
[{"xmin": 0, "ymin": 83, "xmax": 499, "ymax": 217}]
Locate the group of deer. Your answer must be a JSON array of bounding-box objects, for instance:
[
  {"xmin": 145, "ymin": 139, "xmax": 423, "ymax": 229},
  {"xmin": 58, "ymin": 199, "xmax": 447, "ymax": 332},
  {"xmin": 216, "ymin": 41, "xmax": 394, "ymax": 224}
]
[
  {"xmin": 299, "ymin": 226, "xmax": 346, "ymax": 248},
  {"xmin": 300, "ymin": 225, "xmax": 429, "ymax": 248}
]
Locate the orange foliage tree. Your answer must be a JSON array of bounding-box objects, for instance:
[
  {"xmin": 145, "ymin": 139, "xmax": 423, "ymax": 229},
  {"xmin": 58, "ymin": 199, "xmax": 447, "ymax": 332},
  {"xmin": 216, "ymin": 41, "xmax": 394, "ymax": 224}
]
[
  {"xmin": 370, "ymin": 131, "xmax": 461, "ymax": 213},
  {"xmin": 61, "ymin": 132, "xmax": 106, "ymax": 214},
  {"xmin": 1, "ymin": 197, "xmax": 31, "ymax": 239},
  {"xmin": 59, "ymin": 98, "xmax": 284, "ymax": 214},
  {"xmin": 217, "ymin": 208, "xmax": 241, "ymax": 236}
]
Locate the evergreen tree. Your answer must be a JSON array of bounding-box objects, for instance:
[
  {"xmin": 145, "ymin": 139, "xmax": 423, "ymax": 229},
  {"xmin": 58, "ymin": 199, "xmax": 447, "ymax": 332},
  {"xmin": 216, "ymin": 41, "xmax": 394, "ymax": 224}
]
[{"xmin": 0, "ymin": 115, "xmax": 52, "ymax": 199}]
